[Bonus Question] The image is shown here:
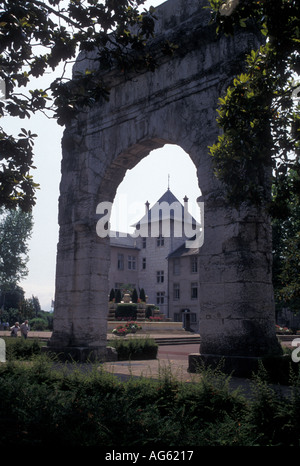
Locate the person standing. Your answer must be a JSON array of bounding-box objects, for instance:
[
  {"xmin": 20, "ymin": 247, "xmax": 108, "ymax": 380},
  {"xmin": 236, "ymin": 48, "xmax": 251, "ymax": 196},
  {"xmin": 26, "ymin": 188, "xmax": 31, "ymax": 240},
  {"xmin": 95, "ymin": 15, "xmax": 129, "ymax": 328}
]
[
  {"xmin": 20, "ymin": 320, "xmax": 29, "ymax": 339},
  {"xmin": 10, "ymin": 322, "xmax": 20, "ymax": 337}
]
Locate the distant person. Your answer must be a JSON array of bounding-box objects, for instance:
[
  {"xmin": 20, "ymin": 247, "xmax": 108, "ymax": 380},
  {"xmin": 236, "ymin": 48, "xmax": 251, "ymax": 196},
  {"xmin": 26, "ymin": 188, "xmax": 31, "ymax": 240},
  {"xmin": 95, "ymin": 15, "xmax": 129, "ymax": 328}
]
[
  {"xmin": 20, "ymin": 320, "xmax": 29, "ymax": 339},
  {"xmin": 10, "ymin": 322, "xmax": 20, "ymax": 337}
]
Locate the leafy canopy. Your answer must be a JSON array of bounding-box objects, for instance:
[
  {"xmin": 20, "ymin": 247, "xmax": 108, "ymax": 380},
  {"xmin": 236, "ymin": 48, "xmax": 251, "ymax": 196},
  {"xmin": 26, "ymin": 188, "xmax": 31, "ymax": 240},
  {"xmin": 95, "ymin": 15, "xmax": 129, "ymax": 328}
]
[
  {"xmin": 208, "ymin": 0, "xmax": 300, "ymax": 312},
  {"xmin": 0, "ymin": 207, "xmax": 33, "ymax": 290},
  {"xmin": 207, "ymin": 0, "xmax": 300, "ymax": 215},
  {"xmin": 272, "ymin": 169, "xmax": 300, "ymax": 311},
  {"xmin": 0, "ymin": 0, "xmax": 159, "ymax": 211}
]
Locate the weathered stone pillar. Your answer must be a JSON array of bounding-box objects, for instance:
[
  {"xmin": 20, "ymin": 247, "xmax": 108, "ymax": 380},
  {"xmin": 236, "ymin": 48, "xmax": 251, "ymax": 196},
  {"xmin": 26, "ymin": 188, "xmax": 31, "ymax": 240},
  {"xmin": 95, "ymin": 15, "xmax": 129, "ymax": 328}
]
[
  {"xmin": 46, "ymin": 228, "xmax": 110, "ymax": 361},
  {"xmin": 44, "ymin": 128, "xmax": 116, "ymax": 362},
  {"xmin": 189, "ymin": 193, "xmax": 283, "ymax": 376}
]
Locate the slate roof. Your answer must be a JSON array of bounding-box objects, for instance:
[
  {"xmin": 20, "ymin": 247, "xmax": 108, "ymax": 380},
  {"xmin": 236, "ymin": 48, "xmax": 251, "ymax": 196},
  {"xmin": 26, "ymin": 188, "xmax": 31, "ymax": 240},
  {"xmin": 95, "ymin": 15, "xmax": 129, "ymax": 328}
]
[
  {"xmin": 167, "ymin": 235, "xmax": 199, "ymax": 259},
  {"xmin": 109, "ymin": 231, "xmax": 139, "ymax": 249},
  {"xmin": 131, "ymin": 188, "xmax": 200, "ymax": 228}
]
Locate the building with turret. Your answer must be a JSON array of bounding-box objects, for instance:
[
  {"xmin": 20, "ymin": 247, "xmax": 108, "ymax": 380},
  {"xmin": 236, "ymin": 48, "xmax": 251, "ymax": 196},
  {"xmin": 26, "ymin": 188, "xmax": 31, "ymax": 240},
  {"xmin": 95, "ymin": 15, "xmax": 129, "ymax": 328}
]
[{"xmin": 108, "ymin": 188, "xmax": 201, "ymax": 331}]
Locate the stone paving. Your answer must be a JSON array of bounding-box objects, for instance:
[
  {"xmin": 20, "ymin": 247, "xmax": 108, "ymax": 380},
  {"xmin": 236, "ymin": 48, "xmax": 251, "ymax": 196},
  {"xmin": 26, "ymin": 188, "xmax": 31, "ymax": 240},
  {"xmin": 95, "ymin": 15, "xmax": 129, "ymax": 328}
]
[
  {"xmin": 0, "ymin": 330, "xmax": 293, "ymax": 397},
  {"xmin": 103, "ymin": 343, "xmax": 201, "ymax": 383}
]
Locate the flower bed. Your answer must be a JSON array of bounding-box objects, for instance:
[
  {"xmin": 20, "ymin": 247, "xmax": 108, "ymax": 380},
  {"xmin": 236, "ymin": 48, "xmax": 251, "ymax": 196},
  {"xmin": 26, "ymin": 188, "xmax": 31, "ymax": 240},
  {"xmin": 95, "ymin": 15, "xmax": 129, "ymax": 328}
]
[
  {"xmin": 112, "ymin": 326, "xmax": 128, "ymax": 336},
  {"xmin": 112, "ymin": 321, "xmax": 142, "ymax": 337},
  {"xmin": 275, "ymin": 324, "xmax": 293, "ymax": 335},
  {"xmin": 108, "ymin": 321, "xmax": 186, "ymax": 334}
]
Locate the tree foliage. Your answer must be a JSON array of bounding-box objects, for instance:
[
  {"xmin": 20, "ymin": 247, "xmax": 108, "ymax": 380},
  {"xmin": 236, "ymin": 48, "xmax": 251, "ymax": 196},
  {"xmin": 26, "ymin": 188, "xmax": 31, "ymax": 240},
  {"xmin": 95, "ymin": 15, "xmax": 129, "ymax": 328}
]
[
  {"xmin": 272, "ymin": 169, "xmax": 300, "ymax": 311},
  {"xmin": 0, "ymin": 207, "xmax": 33, "ymax": 291},
  {"xmin": 0, "ymin": 0, "xmax": 160, "ymax": 211},
  {"xmin": 208, "ymin": 0, "xmax": 300, "ymax": 312},
  {"xmin": 139, "ymin": 287, "xmax": 146, "ymax": 302},
  {"xmin": 132, "ymin": 287, "xmax": 138, "ymax": 303},
  {"xmin": 207, "ymin": 0, "xmax": 300, "ymax": 214}
]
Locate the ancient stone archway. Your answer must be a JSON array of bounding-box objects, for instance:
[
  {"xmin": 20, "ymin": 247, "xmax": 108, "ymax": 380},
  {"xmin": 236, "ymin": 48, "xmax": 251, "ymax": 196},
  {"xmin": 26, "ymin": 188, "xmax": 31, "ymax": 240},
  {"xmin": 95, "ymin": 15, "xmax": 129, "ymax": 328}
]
[{"xmin": 47, "ymin": 0, "xmax": 282, "ymax": 372}]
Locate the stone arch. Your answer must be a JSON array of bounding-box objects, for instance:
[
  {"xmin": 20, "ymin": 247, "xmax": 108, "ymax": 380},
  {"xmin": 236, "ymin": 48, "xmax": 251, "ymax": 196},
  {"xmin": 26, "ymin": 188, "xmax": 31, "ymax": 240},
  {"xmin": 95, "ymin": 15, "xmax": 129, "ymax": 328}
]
[
  {"xmin": 47, "ymin": 0, "xmax": 282, "ymax": 373},
  {"xmin": 97, "ymin": 139, "xmax": 173, "ymax": 204},
  {"xmin": 109, "ymin": 143, "xmax": 201, "ymax": 235}
]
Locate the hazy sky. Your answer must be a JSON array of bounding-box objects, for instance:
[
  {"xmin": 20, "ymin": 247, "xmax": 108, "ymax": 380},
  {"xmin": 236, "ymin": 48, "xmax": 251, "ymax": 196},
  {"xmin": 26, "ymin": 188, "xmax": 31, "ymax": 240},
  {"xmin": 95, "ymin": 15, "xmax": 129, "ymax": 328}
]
[{"xmin": 5, "ymin": 0, "xmax": 202, "ymax": 311}]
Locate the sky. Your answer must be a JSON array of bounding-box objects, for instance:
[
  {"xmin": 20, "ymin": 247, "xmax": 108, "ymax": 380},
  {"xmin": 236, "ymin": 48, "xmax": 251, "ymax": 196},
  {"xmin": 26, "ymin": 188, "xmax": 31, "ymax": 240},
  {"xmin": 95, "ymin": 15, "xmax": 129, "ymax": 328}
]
[{"xmin": 4, "ymin": 0, "xmax": 202, "ymax": 311}]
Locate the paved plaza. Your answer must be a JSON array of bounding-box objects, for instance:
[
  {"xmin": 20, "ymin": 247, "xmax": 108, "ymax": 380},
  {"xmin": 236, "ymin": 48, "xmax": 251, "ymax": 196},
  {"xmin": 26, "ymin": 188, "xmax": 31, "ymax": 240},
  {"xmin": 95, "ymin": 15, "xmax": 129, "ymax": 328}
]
[{"xmin": 0, "ymin": 330, "xmax": 293, "ymax": 396}]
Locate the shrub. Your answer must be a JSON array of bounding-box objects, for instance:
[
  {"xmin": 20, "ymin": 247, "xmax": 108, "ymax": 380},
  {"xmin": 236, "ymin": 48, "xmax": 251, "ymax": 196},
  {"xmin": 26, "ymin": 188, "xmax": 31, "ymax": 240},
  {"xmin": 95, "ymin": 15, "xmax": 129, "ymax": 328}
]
[
  {"xmin": 145, "ymin": 304, "xmax": 155, "ymax": 319},
  {"xmin": 110, "ymin": 336, "xmax": 158, "ymax": 360},
  {"xmin": 115, "ymin": 304, "xmax": 137, "ymax": 320},
  {"xmin": 139, "ymin": 288, "xmax": 146, "ymax": 302},
  {"xmin": 115, "ymin": 289, "xmax": 122, "ymax": 303},
  {"xmin": 109, "ymin": 288, "xmax": 115, "ymax": 301},
  {"xmin": 132, "ymin": 288, "xmax": 138, "ymax": 303},
  {"xmin": 4, "ymin": 337, "xmax": 42, "ymax": 360},
  {"xmin": 30, "ymin": 317, "xmax": 48, "ymax": 331},
  {"xmin": 1, "ymin": 357, "xmax": 300, "ymax": 446}
]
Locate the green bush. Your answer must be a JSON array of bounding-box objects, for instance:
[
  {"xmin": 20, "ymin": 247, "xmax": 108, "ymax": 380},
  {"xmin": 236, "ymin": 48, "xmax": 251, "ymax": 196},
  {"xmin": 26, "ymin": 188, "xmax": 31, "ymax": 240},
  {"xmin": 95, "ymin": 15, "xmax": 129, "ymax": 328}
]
[
  {"xmin": 132, "ymin": 288, "xmax": 138, "ymax": 303},
  {"xmin": 139, "ymin": 288, "xmax": 146, "ymax": 302},
  {"xmin": 145, "ymin": 304, "xmax": 156, "ymax": 319},
  {"xmin": 1, "ymin": 357, "xmax": 300, "ymax": 446},
  {"xmin": 29, "ymin": 317, "xmax": 48, "ymax": 331},
  {"xmin": 109, "ymin": 336, "xmax": 158, "ymax": 360},
  {"xmin": 115, "ymin": 304, "xmax": 137, "ymax": 320},
  {"xmin": 4, "ymin": 337, "xmax": 42, "ymax": 360}
]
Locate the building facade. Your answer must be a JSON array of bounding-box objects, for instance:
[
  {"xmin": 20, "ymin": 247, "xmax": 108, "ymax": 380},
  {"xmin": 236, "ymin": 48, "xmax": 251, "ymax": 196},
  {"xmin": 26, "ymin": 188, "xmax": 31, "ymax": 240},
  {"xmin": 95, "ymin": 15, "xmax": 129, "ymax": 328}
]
[
  {"xmin": 167, "ymin": 243, "xmax": 200, "ymax": 331},
  {"xmin": 108, "ymin": 189, "xmax": 201, "ymax": 331}
]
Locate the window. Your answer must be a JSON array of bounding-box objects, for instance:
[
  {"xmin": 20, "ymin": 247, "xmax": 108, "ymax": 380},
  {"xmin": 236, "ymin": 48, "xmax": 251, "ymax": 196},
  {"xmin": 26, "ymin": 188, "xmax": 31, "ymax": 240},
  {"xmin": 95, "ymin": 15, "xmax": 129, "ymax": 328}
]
[
  {"xmin": 142, "ymin": 257, "xmax": 146, "ymax": 269},
  {"xmin": 174, "ymin": 312, "xmax": 197, "ymax": 324},
  {"xmin": 142, "ymin": 237, "xmax": 147, "ymax": 248},
  {"xmin": 157, "ymin": 270, "xmax": 164, "ymax": 283},
  {"xmin": 157, "ymin": 235, "xmax": 164, "ymax": 247},
  {"xmin": 191, "ymin": 313, "xmax": 197, "ymax": 323},
  {"xmin": 156, "ymin": 292, "xmax": 165, "ymax": 305},
  {"xmin": 173, "ymin": 258, "xmax": 180, "ymax": 275},
  {"xmin": 191, "ymin": 256, "xmax": 198, "ymax": 273},
  {"xmin": 128, "ymin": 255, "xmax": 136, "ymax": 270},
  {"xmin": 173, "ymin": 283, "xmax": 180, "ymax": 300},
  {"xmin": 117, "ymin": 254, "xmax": 124, "ymax": 270},
  {"xmin": 191, "ymin": 282, "xmax": 198, "ymax": 300}
]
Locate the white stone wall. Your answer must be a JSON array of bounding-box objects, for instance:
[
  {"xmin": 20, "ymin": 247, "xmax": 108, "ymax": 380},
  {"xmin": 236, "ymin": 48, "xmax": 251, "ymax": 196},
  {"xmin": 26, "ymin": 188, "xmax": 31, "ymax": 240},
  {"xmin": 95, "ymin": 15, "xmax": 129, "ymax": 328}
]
[
  {"xmin": 168, "ymin": 253, "xmax": 200, "ymax": 330},
  {"xmin": 109, "ymin": 245, "xmax": 140, "ymax": 293}
]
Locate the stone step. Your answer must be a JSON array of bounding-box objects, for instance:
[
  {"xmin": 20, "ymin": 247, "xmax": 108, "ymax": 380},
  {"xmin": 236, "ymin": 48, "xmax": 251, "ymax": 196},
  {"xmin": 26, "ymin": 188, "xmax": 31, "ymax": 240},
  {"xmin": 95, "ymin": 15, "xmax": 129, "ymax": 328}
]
[{"xmin": 154, "ymin": 336, "xmax": 201, "ymax": 346}]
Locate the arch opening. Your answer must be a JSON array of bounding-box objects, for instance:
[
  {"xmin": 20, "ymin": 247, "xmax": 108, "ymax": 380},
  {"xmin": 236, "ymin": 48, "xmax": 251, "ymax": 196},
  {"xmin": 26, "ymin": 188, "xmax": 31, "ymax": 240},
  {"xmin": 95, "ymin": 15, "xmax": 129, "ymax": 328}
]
[
  {"xmin": 107, "ymin": 143, "xmax": 202, "ymax": 329},
  {"xmin": 110, "ymin": 144, "xmax": 201, "ymax": 235}
]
